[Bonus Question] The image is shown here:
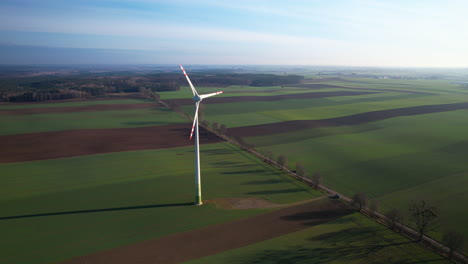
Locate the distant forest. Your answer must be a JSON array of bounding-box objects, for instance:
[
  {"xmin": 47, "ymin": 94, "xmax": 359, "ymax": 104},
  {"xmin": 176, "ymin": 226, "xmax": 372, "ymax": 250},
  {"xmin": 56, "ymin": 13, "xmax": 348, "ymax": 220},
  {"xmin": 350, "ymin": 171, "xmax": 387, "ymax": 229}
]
[{"xmin": 0, "ymin": 72, "xmax": 303, "ymax": 102}]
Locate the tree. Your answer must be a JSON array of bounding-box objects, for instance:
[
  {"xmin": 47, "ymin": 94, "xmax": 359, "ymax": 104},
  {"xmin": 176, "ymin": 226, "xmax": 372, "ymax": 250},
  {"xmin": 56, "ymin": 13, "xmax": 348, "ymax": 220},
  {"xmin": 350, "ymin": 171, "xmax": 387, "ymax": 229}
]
[
  {"xmin": 369, "ymin": 200, "xmax": 380, "ymax": 217},
  {"xmin": 442, "ymin": 230, "xmax": 464, "ymax": 260},
  {"xmin": 386, "ymin": 208, "xmax": 404, "ymax": 232},
  {"xmin": 277, "ymin": 155, "xmax": 287, "ymax": 171},
  {"xmin": 211, "ymin": 122, "xmax": 219, "ymax": 131},
  {"xmin": 219, "ymin": 124, "xmax": 227, "ymax": 135},
  {"xmin": 311, "ymin": 172, "xmax": 322, "ymax": 189},
  {"xmin": 408, "ymin": 200, "xmax": 438, "ymax": 241},
  {"xmin": 352, "ymin": 192, "xmax": 368, "ymax": 212},
  {"xmin": 264, "ymin": 150, "xmax": 274, "ymax": 164},
  {"xmin": 201, "ymin": 120, "xmax": 210, "ymax": 128},
  {"xmin": 198, "ymin": 104, "xmax": 206, "ymax": 121},
  {"xmin": 295, "ymin": 162, "xmax": 306, "ymax": 181}
]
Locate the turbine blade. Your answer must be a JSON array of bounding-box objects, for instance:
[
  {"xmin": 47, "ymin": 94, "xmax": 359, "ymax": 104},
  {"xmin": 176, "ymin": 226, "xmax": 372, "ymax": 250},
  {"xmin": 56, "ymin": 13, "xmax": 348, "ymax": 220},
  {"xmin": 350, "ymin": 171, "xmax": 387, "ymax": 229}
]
[
  {"xmin": 179, "ymin": 65, "xmax": 199, "ymax": 96},
  {"xmin": 189, "ymin": 102, "xmax": 200, "ymax": 140},
  {"xmin": 199, "ymin": 91, "xmax": 223, "ymax": 99}
]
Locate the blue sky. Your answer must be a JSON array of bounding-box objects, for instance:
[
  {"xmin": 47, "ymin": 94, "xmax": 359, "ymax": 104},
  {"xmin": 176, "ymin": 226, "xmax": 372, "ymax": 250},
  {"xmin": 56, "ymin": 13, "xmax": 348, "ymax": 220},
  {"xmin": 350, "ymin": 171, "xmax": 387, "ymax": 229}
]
[{"xmin": 1, "ymin": 0, "xmax": 467, "ymax": 66}]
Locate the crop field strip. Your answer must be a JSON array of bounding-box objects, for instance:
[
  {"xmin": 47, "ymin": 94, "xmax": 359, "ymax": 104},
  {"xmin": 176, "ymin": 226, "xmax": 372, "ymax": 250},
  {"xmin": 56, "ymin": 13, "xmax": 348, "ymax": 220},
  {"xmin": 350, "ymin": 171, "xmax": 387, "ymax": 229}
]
[
  {"xmin": 0, "ymin": 124, "xmax": 223, "ymax": 163},
  {"xmin": 164, "ymin": 90, "xmax": 379, "ymax": 105},
  {"xmin": 61, "ymin": 199, "xmax": 352, "ymax": 264},
  {"xmin": 0, "ymin": 98, "xmax": 187, "ymax": 135},
  {"xmin": 228, "ymin": 101, "xmax": 468, "ymax": 137},
  {"xmin": 0, "ymin": 142, "xmax": 320, "ymax": 264},
  {"xmin": 184, "ymin": 213, "xmax": 450, "ymax": 264},
  {"xmin": 2, "ymin": 77, "xmax": 466, "ymax": 263},
  {"xmin": 0, "ymin": 102, "xmax": 158, "ymax": 115},
  {"xmin": 0, "ymin": 98, "xmax": 151, "ymax": 109}
]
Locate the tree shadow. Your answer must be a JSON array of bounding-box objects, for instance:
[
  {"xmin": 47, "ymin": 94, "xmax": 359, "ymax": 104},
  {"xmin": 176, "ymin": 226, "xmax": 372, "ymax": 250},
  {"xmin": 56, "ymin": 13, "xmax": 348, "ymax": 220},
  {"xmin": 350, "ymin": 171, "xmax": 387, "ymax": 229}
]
[
  {"xmin": 241, "ymin": 239, "xmax": 441, "ymax": 264},
  {"xmin": 246, "ymin": 189, "xmax": 305, "ymax": 195},
  {"xmin": 222, "ymin": 169, "xmax": 268, "ymax": 175},
  {"xmin": 122, "ymin": 121, "xmax": 175, "ymax": 126},
  {"xmin": 200, "ymin": 149, "xmax": 232, "ymax": 155},
  {"xmin": 0, "ymin": 202, "xmax": 193, "ymax": 220},
  {"xmin": 241, "ymin": 179, "xmax": 289, "ymax": 185}
]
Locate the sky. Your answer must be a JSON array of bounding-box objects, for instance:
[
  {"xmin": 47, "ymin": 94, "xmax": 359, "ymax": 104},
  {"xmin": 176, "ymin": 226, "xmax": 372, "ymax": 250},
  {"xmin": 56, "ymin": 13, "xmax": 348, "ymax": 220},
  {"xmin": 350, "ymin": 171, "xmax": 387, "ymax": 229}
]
[{"xmin": 0, "ymin": 0, "xmax": 467, "ymax": 67}]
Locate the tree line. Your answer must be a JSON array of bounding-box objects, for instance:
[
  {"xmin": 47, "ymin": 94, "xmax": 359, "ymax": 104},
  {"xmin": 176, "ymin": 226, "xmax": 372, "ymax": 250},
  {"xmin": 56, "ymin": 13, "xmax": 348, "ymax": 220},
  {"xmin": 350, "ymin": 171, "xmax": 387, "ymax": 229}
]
[{"xmin": 1, "ymin": 72, "xmax": 304, "ymax": 102}]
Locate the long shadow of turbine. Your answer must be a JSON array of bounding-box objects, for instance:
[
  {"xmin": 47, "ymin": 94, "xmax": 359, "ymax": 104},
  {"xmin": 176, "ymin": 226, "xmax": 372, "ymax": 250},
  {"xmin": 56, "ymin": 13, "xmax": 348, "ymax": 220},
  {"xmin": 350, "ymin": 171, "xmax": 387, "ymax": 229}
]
[{"xmin": 0, "ymin": 202, "xmax": 193, "ymax": 220}]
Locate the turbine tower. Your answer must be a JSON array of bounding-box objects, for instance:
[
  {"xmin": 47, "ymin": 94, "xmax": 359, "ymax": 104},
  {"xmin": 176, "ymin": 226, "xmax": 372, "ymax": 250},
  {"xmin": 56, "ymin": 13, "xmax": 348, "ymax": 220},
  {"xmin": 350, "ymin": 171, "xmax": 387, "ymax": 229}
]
[{"xmin": 180, "ymin": 65, "xmax": 223, "ymax": 205}]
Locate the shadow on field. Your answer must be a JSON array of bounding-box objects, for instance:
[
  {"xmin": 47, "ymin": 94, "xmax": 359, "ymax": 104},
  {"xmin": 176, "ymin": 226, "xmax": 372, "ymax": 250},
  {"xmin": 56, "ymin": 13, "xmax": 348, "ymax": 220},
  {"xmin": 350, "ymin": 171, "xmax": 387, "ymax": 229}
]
[
  {"xmin": 240, "ymin": 226, "xmax": 443, "ymax": 264},
  {"xmin": 0, "ymin": 202, "xmax": 193, "ymax": 220},
  {"xmin": 122, "ymin": 121, "xmax": 178, "ymax": 126},
  {"xmin": 241, "ymin": 179, "xmax": 289, "ymax": 185},
  {"xmin": 240, "ymin": 245, "xmax": 443, "ymax": 264},
  {"xmin": 222, "ymin": 169, "xmax": 268, "ymax": 175},
  {"xmin": 246, "ymin": 189, "xmax": 305, "ymax": 195},
  {"xmin": 201, "ymin": 149, "xmax": 232, "ymax": 155}
]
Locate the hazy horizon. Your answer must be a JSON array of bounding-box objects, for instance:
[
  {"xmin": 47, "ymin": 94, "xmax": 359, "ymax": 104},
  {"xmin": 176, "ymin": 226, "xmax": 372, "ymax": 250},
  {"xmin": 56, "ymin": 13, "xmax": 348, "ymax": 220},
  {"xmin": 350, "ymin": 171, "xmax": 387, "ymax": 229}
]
[{"xmin": 1, "ymin": 0, "xmax": 467, "ymax": 67}]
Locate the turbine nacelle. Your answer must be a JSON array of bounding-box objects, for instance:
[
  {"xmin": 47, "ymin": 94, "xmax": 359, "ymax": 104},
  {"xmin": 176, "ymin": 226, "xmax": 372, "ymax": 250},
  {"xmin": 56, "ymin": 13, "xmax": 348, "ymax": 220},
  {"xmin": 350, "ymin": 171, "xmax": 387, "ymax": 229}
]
[{"xmin": 193, "ymin": 95, "xmax": 202, "ymax": 102}]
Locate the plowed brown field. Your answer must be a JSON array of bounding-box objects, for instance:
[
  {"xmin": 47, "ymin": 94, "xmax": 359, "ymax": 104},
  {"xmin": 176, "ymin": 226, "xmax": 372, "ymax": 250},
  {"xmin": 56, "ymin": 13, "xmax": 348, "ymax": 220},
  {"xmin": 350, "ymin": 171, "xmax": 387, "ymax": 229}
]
[
  {"xmin": 228, "ymin": 102, "xmax": 468, "ymax": 137},
  {"xmin": 0, "ymin": 124, "xmax": 222, "ymax": 163},
  {"xmin": 61, "ymin": 198, "xmax": 352, "ymax": 264}
]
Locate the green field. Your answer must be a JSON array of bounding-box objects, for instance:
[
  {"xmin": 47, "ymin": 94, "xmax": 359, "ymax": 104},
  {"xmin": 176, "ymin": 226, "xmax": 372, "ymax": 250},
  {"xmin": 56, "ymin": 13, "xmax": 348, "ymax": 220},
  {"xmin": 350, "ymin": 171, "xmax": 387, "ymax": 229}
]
[
  {"xmin": 1, "ymin": 80, "xmax": 462, "ymax": 263},
  {"xmin": 0, "ymin": 142, "xmax": 319, "ymax": 264},
  {"xmin": 0, "ymin": 107, "xmax": 185, "ymax": 135},
  {"xmin": 0, "ymin": 98, "xmax": 152, "ymax": 109},
  {"xmin": 182, "ymin": 78, "xmax": 468, "ymax": 250},
  {"xmin": 185, "ymin": 213, "xmax": 449, "ymax": 264}
]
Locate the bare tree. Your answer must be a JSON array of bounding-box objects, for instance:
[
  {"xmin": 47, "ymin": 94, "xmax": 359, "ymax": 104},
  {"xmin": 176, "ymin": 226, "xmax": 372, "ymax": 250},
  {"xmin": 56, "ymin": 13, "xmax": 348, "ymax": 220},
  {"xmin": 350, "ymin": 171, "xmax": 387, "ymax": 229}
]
[
  {"xmin": 201, "ymin": 120, "xmax": 209, "ymax": 128},
  {"xmin": 277, "ymin": 155, "xmax": 288, "ymax": 171},
  {"xmin": 264, "ymin": 150, "xmax": 274, "ymax": 164},
  {"xmin": 369, "ymin": 200, "xmax": 380, "ymax": 217},
  {"xmin": 442, "ymin": 230, "xmax": 465, "ymax": 260},
  {"xmin": 219, "ymin": 124, "xmax": 227, "ymax": 135},
  {"xmin": 295, "ymin": 162, "xmax": 306, "ymax": 181},
  {"xmin": 386, "ymin": 208, "xmax": 404, "ymax": 232},
  {"xmin": 311, "ymin": 172, "xmax": 322, "ymax": 189},
  {"xmin": 408, "ymin": 200, "xmax": 438, "ymax": 241},
  {"xmin": 211, "ymin": 122, "xmax": 219, "ymax": 131},
  {"xmin": 198, "ymin": 104, "xmax": 206, "ymax": 121},
  {"xmin": 352, "ymin": 192, "xmax": 368, "ymax": 212}
]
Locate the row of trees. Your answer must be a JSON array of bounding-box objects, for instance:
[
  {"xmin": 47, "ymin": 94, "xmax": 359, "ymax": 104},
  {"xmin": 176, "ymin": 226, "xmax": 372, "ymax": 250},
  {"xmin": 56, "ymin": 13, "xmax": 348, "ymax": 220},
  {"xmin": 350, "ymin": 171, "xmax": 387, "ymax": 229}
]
[
  {"xmin": 178, "ymin": 118, "xmax": 465, "ymax": 262},
  {"xmin": 352, "ymin": 194, "xmax": 465, "ymax": 260},
  {"xmin": 228, "ymin": 138, "xmax": 465, "ymax": 261}
]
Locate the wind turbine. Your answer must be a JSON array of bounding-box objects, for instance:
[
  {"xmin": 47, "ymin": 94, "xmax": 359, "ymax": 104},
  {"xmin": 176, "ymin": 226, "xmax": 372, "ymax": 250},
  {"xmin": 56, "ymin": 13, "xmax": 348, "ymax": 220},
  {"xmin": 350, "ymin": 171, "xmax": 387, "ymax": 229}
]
[{"xmin": 179, "ymin": 65, "xmax": 223, "ymax": 205}]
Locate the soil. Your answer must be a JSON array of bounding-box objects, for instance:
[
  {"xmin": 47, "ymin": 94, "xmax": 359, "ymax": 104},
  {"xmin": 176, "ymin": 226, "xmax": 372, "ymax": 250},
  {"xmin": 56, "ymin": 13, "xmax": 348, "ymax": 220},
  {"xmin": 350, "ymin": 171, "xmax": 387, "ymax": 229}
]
[
  {"xmin": 228, "ymin": 102, "xmax": 468, "ymax": 137},
  {"xmin": 0, "ymin": 103, "xmax": 159, "ymax": 115},
  {"xmin": 164, "ymin": 91, "xmax": 378, "ymax": 105},
  {"xmin": 0, "ymin": 124, "xmax": 222, "ymax": 163},
  {"xmin": 61, "ymin": 198, "xmax": 353, "ymax": 264}
]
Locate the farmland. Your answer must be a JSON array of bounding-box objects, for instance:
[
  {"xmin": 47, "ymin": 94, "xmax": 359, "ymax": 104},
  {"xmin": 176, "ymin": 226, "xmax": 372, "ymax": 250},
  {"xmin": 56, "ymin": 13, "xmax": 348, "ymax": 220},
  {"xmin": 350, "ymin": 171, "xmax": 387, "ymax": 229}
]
[
  {"xmin": 163, "ymin": 77, "xmax": 468, "ymax": 250},
  {"xmin": 0, "ymin": 72, "xmax": 463, "ymax": 264}
]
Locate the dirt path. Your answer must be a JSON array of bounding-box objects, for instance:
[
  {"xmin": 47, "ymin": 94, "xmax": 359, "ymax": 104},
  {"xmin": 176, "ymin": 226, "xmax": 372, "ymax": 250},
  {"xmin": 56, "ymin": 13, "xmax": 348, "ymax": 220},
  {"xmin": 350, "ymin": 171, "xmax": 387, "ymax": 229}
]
[
  {"xmin": 0, "ymin": 103, "xmax": 159, "ymax": 115},
  {"xmin": 61, "ymin": 198, "xmax": 353, "ymax": 264},
  {"xmin": 0, "ymin": 124, "xmax": 222, "ymax": 163},
  {"xmin": 165, "ymin": 91, "xmax": 377, "ymax": 105},
  {"xmin": 228, "ymin": 102, "xmax": 468, "ymax": 137}
]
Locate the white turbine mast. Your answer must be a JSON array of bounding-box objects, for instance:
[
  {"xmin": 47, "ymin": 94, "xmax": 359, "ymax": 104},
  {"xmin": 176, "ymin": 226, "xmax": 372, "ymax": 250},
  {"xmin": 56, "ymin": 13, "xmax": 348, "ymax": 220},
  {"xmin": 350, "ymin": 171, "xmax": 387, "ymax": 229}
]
[{"xmin": 179, "ymin": 65, "xmax": 223, "ymax": 205}]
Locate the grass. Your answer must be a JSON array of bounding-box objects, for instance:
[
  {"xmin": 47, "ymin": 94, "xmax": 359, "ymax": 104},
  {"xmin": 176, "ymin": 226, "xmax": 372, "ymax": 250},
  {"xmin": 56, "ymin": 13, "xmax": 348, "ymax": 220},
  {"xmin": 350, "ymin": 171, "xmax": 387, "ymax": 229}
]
[
  {"xmin": 184, "ymin": 213, "xmax": 450, "ymax": 264},
  {"xmin": 0, "ymin": 107, "xmax": 185, "ymax": 135},
  {"xmin": 0, "ymin": 98, "xmax": 151, "ymax": 109},
  {"xmin": 249, "ymin": 109, "xmax": 468, "ymax": 249},
  {"xmin": 0, "ymin": 142, "xmax": 320, "ymax": 264}
]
